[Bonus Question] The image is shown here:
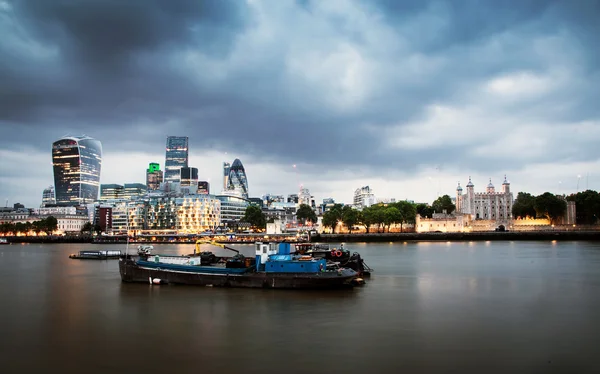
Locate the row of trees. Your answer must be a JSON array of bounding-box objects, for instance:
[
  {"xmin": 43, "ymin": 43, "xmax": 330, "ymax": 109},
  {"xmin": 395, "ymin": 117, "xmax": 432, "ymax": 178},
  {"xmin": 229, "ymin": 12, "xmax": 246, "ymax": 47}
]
[
  {"xmin": 567, "ymin": 190, "xmax": 600, "ymax": 225},
  {"xmin": 0, "ymin": 216, "xmax": 58, "ymax": 236},
  {"xmin": 512, "ymin": 192, "xmax": 567, "ymax": 224},
  {"xmin": 321, "ymin": 202, "xmax": 418, "ymax": 233}
]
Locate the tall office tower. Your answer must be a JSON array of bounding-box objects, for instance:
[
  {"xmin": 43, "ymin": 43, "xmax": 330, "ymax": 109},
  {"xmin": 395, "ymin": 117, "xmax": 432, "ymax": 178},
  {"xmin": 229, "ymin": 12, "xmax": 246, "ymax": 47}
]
[
  {"xmin": 146, "ymin": 162, "xmax": 163, "ymax": 190},
  {"xmin": 223, "ymin": 162, "xmax": 231, "ymax": 190},
  {"xmin": 164, "ymin": 136, "xmax": 189, "ymax": 183},
  {"xmin": 41, "ymin": 185, "xmax": 56, "ymax": 207},
  {"xmin": 52, "ymin": 135, "xmax": 102, "ymax": 206},
  {"xmin": 180, "ymin": 167, "xmax": 199, "ymax": 187},
  {"xmin": 197, "ymin": 181, "xmax": 209, "ymax": 194},
  {"xmin": 226, "ymin": 159, "xmax": 249, "ymax": 198}
]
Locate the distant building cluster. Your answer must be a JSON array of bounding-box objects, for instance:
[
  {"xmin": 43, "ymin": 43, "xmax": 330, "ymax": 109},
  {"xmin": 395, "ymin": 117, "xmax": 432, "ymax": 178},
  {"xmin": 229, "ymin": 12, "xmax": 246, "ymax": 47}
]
[{"xmin": 2, "ymin": 133, "xmax": 581, "ymax": 237}]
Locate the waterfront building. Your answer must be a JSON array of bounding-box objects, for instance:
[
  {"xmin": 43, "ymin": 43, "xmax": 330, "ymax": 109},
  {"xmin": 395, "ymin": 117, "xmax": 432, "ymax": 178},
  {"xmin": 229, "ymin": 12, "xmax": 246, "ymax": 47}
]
[
  {"xmin": 146, "ymin": 163, "xmax": 163, "ymax": 190},
  {"xmin": 287, "ymin": 194, "xmax": 299, "ymax": 204},
  {"xmin": 180, "ymin": 167, "xmax": 198, "ymax": 187},
  {"xmin": 223, "ymin": 162, "xmax": 231, "ymax": 191},
  {"xmin": 164, "ymin": 136, "xmax": 189, "ymax": 184},
  {"xmin": 42, "ymin": 186, "xmax": 55, "ymax": 207},
  {"xmin": 32, "ymin": 206, "xmax": 77, "ymax": 216},
  {"xmin": 216, "ymin": 193, "xmax": 250, "ymax": 227},
  {"xmin": 176, "ymin": 196, "xmax": 221, "ymax": 234},
  {"xmin": 198, "ymin": 181, "xmax": 210, "ymax": 194},
  {"xmin": 456, "ymin": 176, "xmax": 513, "ymax": 221},
  {"xmin": 100, "ymin": 184, "xmax": 124, "ymax": 201},
  {"xmin": 52, "ymin": 135, "xmax": 102, "ymax": 206},
  {"xmin": 353, "ymin": 186, "xmax": 376, "ymax": 209},
  {"xmin": 226, "ymin": 159, "xmax": 249, "ymax": 198}
]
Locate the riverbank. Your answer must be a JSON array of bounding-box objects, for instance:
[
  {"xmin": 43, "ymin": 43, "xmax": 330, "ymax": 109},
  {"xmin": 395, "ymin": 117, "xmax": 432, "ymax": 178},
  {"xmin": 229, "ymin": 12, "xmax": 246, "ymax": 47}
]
[
  {"xmin": 3, "ymin": 230, "xmax": 600, "ymax": 244},
  {"xmin": 314, "ymin": 231, "xmax": 600, "ymax": 242}
]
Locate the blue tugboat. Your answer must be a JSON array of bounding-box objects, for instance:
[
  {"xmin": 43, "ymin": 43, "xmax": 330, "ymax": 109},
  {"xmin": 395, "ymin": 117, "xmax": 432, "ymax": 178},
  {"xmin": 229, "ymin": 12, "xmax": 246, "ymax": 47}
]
[{"xmin": 119, "ymin": 242, "xmax": 362, "ymax": 289}]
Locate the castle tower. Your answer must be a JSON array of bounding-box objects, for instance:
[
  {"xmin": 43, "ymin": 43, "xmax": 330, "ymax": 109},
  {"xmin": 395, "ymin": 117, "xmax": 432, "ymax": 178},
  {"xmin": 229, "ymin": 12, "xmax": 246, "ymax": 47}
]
[
  {"xmin": 486, "ymin": 178, "xmax": 495, "ymax": 194},
  {"xmin": 502, "ymin": 175, "xmax": 510, "ymax": 194},
  {"xmin": 456, "ymin": 182, "xmax": 463, "ymax": 213},
  {"xmin": 465, "ymin": 177, "xmax": 475, "ymax": 215}
]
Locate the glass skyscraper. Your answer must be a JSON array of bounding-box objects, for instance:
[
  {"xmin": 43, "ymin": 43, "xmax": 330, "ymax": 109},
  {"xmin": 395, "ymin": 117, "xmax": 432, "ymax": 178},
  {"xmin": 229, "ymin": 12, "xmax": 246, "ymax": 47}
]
[
  {"xmin": 223, "ymin": 162, "xmax": 230, "ymax": 191},
  {"xmin": 180, "ymin": 167, "xmax": 198, "ymax": 187},
  {"xmin": 226, "ymin": 159, "xmax": 249, "ymax": 198},
  {"xmin": 52, "ymin": 135, "xmax": 102, "ymax": 206},
  {"xmin": 164, "ymin": 136, "xmax": 189, "ymax": 183}
]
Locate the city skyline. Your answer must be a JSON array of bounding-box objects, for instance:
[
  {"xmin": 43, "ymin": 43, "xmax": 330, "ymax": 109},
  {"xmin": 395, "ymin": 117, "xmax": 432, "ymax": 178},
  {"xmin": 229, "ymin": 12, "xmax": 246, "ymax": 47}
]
[{"xmin": 1, "ymin": 1, "xmax": 599, "ymax": 207}]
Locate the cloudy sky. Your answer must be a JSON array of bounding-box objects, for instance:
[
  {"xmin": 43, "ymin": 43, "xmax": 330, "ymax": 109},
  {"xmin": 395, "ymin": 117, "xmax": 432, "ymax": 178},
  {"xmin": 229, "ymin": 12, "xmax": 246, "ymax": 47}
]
[{"xmin": 1, "ymin": 0, "xmax": 599, "ymax": 208}]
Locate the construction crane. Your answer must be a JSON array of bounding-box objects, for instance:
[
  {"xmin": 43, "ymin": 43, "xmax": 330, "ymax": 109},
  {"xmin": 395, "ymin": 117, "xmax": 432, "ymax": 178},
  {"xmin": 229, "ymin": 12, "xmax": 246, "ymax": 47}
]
[{"xmin": 195, "ymin": 239, "xmax": 239, "ymax": 256}]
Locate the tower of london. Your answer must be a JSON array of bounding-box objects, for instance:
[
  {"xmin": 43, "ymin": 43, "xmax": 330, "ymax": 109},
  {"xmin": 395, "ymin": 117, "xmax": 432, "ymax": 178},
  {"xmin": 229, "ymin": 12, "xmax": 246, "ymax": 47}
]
[{"xmin": 456, "ymin": 176, "xmax": 513, "ymax": 222}]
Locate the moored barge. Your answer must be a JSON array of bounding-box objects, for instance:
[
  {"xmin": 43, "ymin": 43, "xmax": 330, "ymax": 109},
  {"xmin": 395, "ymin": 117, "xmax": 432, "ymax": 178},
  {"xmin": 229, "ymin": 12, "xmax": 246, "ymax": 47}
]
[
  {"xmin": 119, "ymin": 242, "xmax": 361, "ymax": 289},
  {"xmin": 70, "ymin": 250, "xmax": 122, "ymax": 260}
]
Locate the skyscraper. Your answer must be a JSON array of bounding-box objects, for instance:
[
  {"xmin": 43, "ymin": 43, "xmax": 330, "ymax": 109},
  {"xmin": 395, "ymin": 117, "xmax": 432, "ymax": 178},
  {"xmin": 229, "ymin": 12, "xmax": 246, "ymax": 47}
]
[
  {"xmin": 180, "ymin": 167, "xmax": 198, "ymax": 187},
  {"xmin": 164, "ymin": 136, "xmax": 189, "ymax": 184},
  {"xmin": 146, "ymin": 162, "xmax": 163, "ymax": 190},
  {"xmin": 52, "ymin": 135, "xmax": 102, "ymax": 206},
  {"xmin": 226, "ymin": 159, "xmax": 249, "ymax": 198},
  {"xmin": 223, "ymin": 162, "xmax": 230, "ymax": 191}
]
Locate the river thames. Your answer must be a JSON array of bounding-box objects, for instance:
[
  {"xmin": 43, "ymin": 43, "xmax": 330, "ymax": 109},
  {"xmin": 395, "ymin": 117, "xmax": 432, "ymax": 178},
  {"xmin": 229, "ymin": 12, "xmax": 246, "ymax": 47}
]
[{"xmin": 1, "ymin": 240, "xmax": 599, "ymax": 373}]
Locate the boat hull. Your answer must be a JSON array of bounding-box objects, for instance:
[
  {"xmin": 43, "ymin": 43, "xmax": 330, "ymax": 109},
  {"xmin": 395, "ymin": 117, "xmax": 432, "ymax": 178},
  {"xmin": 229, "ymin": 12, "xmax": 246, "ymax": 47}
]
[{"xmin": 119, "ymin": 257, "xmax": 357, "ymax": 289}]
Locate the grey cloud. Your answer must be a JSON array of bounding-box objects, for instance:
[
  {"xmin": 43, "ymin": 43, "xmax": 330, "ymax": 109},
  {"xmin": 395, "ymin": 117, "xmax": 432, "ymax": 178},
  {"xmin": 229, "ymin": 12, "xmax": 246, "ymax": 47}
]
[{"xmin": 0, "ymin": 0, "xmax": 599, "ymax": 188}]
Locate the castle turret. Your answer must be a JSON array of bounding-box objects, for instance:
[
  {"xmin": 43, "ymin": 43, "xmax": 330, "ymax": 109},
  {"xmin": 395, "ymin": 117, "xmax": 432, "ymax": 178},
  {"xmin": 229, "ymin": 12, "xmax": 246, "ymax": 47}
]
[
  {"xmin": 486, "ymin": 178, "xmax": 495, "ymax": 194},
  {"xmin": 502, "ymin": 175, "xmax": 510, "ymax": 194},
  {"xmin": 465, "ymin": 177, "xmax": 475, "ymax": 215},
  {"xmin": 456, "ymin": 182, "xmax": 463, "ymax": 212}
]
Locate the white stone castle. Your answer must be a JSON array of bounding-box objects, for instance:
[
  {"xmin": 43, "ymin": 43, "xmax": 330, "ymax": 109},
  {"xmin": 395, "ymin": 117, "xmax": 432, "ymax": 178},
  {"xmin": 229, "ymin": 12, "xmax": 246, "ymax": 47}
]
[{"xmin": 456, "ymin": 176, "xmax": 513, "ymax": 221}]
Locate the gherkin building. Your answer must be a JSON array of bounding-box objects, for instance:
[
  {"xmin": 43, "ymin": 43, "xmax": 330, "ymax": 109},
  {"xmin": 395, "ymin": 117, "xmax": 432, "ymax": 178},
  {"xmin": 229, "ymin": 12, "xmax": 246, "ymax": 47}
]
[{"xmin": 227, "ymin": 159, "xmax": 248, "ymax": 198}]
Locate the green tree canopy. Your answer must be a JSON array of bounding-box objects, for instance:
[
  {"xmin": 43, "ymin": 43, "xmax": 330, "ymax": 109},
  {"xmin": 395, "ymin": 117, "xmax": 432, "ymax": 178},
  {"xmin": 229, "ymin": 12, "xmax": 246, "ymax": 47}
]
[
  {"xmin": 81, "ymin": 222, "xmax": 93, "ymax": 235},
  {"xmin": 534, "ymin": 192, "xmax": 566, "ymax": 224},
  {"xmin": 322, "ymin": 204, "xmax": 344, "ymax": 233},
  {"xmin": 296, "ymin": 204, "xmax": 318, "ymax": 224},
  {"xmin": 242, "ymin": 205, "xmax": 266, "ymax": 231},
  {"xmin": 512, "ymin": 192, "xmax": 536, "ymax": 219},
  {"xmin": 432, "ymin": 195, "xmax": 455, "ymax": 214},
  {"xmin": 341, "ymin": 206, "xmax": 359, "ymax": 233},
  {"xmin": 567, "ymin": 190, "xmax": 600, "ymax": 225},
  {"xmin": 394, "ymin": 201, "xmax": 417, "ymax": 232},
  {"xmin": 416, "ymin": 203, "xmax": 434, "ymax": 219}
]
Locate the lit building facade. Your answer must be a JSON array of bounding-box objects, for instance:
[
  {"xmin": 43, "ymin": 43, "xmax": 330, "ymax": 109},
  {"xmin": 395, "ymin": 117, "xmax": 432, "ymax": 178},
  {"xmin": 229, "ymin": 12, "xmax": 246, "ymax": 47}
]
[
  {"xmin": 216, "ymin": 193, "xmax": 250, "ymax": 226},
  {"xmin": 42, "ymin": 185, "xmax": 56, "ymax": 207},
  {"xmin": 52, "ymin": 135, "xmax": 102, "ymax": 206},
  {"xmin": 164, "ymin": 136, "xmax": 188, "ymax": 184},
  {"xmin": 456, "ymin": 176, "xmax": 513, "ymax": 221},
  {"xmin": 146, "ymin": 162, "xmax": 163, "ymax": 190},
  {"xmin": 100, "ymin": 184, "xmax": 124, "ymax": 201},
  {"xmin": 198, "ymin": 181, "xmax": 209, "ymax": 194},
  {"xmin": 226, "ymin": 158, "xmax": 249, "ymax": 198},
  {"xmin": 122, "ymin": 183, "xmax": 147, "ymax": 200}
]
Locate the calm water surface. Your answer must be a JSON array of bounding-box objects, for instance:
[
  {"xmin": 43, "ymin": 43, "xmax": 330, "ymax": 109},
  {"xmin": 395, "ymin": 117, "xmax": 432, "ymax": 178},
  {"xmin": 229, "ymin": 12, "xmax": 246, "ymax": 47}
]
[{"xmin": 1, "ymin": 241, "xmax": 599, "ymax": 373}]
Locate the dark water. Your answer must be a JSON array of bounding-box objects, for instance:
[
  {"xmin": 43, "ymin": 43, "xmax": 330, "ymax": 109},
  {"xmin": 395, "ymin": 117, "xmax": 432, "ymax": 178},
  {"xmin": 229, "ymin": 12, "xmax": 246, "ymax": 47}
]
[{"xmin": 1, "ymin": 241, "xmax": 599, "ymax": 373}]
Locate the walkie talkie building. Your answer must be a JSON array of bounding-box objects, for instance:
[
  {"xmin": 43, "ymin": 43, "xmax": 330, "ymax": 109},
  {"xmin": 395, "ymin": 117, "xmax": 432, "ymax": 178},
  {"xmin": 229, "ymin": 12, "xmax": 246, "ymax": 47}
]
[{"xmin": 52, "ymin": 135, "xmax": 102, "ymax": 206}]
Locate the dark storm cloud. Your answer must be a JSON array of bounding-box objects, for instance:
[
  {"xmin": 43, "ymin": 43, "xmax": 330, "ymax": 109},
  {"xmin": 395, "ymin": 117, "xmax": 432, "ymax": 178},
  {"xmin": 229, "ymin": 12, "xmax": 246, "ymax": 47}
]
[{"xmin": 0, "ymin": 0, "xmax": 599, "ymax": 178}]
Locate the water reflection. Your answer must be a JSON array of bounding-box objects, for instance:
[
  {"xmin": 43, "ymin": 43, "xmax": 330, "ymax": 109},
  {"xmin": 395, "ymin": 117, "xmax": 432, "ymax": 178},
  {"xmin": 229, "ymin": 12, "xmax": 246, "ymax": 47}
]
[{"xmin": 1, "ymin": 241, "xmax": 600, "ymax": 373}]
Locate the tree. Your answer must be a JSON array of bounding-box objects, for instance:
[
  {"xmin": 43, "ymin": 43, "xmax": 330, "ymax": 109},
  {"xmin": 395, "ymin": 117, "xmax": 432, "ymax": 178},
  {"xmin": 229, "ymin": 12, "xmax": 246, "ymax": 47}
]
[
  {"xmin": 367, "ymin": 204, "xmax": 387, "ymax": 233},
  {"xmin": 341, "ymin": 206, "xmax": 358, "ymax": 233},
  {"xmin": 42, "ymin": 216, "xmax": 58, "ymax": 235},
  {"xmin": 432, "ymin": 195, "xmax": 455, "ymax": 214},
  {"xmin": 242, "ymin": 205, "xmax": 266, "ymax": 231},
  {"xmin": 512, "ymin": 192, "xmax": 536, "ymax": 219},
  {"xmin": 383, "ymin": 206, "xmax": 401, "ymax": 232},
  {"xmin": 322, "ymin": 204, "xmax": 344, "ymax": 233},
  {"xmin": 395, "ymin": 201, "xmax": 417, "ymax": 232},
  {"xmin": 358, "ymin": 208, "xmax": 375, "ymax": 233},
  {"xmin": 296, "ymin": 204, "xmax": 318, "ymax": 225},
  {"xmin": 93, "ymin": 224, "xmax": 103, "ymax": 235},
  {"xmin": 534, "ymin": 192, "xmax": 566, "ymax": 224},
  {"xmin": 567, "ymin": 190, "xmax": 600, "ymax": 225},
  {"xmin": 416, "ymin": 203, "xmax": 434, "ymax": 219},
  {"xmin": 81, "ymin": 222, "xmax": 93, "ymax": 235}
]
